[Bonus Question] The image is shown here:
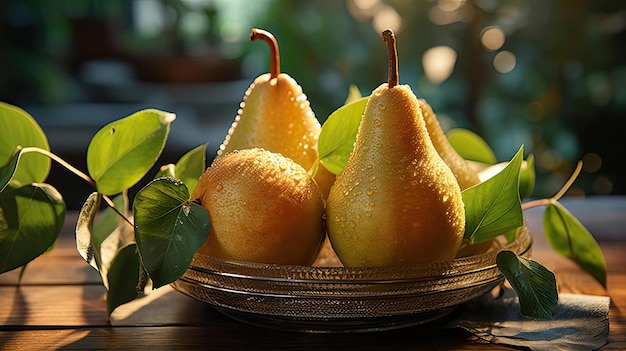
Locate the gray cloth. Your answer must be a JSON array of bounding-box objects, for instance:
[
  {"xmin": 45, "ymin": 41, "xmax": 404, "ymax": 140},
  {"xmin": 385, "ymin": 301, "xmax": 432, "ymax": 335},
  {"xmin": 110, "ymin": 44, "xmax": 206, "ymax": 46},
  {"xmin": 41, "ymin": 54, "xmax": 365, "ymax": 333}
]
[{"xmin": 453, "ymin": 288, "xmax": 610, "ymax": 351}]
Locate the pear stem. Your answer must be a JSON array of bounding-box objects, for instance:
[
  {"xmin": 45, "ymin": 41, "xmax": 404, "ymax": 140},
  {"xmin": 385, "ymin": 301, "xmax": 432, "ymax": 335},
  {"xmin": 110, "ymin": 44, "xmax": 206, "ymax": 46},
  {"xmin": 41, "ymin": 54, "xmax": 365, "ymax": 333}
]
[
  {"xmin": 382, "ymin": 29, "xmax": 398, "ymax": 88},
  {"xmin": 250, "ymin": 28, "xmax": 280, "ymax": 79}
]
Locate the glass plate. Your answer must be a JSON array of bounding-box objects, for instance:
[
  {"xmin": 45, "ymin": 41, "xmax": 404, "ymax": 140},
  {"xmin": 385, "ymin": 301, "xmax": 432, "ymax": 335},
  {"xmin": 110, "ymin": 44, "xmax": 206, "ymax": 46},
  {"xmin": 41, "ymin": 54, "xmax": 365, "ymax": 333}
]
[{"xmin": 171, "ymin": 224, "xmax": 532, "ymax": 333}]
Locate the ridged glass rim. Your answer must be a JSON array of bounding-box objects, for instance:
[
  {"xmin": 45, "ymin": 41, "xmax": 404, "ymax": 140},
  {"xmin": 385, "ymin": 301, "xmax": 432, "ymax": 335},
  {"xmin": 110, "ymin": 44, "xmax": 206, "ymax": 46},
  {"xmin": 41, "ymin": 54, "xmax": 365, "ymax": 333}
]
[{"xmin": 186, "ymin": 223, "xmax": 532, "ymax": 284}]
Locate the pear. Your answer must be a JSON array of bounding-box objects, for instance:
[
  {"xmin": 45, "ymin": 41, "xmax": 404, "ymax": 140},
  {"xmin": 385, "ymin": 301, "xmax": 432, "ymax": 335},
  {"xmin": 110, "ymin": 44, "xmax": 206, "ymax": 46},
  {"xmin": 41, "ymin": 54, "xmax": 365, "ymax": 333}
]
[
  {"xmin": 326, "ymin": 29, "xmax": 465, "ymax": 267},
  {"xmin": 191, "ymin": 148, "xmax": 325, "ymax": 265},
  {"xmin": 219, "ymin": 28, "xmax": 320, "ymax": 172},
  {"xmin": 417, "ymin": 99, "xmax": 489, "ymax": 257},
  {"xmin": 419, "ymin": 99, "xmax": 481, "ymax": 190}
]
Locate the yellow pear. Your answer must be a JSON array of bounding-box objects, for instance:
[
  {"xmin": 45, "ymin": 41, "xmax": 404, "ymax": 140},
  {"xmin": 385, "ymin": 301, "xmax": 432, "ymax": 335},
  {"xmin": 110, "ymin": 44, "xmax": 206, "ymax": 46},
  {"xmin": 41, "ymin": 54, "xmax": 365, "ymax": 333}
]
[
  {"xmin": 326, "ymin": 29, "xmax": 465, "ymax": 267},
  {"xmin": 191, "ymin": 148, "xmax": 325, "ymax": 265},
  {"xmin": 219, "ymin": 28, "xmax": 320, "ymax": 172},
  {"xmin": 418, "ymin": 99, "xmax": 481, "ymax": 191}
]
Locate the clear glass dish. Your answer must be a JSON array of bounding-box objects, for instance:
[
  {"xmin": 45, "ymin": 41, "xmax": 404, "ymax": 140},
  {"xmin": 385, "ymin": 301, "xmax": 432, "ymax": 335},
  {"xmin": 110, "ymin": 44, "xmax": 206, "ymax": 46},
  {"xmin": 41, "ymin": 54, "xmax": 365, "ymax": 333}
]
[{"xmin": 171, "ymin": 224, "xmax": 532, "ymax": 333}]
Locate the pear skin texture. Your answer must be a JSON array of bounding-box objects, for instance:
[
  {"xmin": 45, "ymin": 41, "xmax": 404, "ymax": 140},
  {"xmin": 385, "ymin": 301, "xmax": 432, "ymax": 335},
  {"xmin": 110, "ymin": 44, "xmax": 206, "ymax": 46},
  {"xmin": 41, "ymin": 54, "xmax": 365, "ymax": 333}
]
[
  {"xmin": 419, "ymin": 98, "xmax": 481, "ymax": 191},
  {"xmin": 326, "ymin": 83, "xmax": 465, "ymax": 267},
  {"xmin": 191, "ymin": 148, "xmax": 325, "ymax": 265},
  {"xmin": 219, "ymin": 73, "xmax": 320, "ymax": 171}
]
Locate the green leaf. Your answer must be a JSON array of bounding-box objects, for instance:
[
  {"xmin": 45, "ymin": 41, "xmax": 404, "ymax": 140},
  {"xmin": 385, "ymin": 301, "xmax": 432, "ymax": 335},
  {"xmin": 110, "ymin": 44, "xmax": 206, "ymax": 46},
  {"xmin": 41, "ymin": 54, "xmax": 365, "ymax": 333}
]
[
  {"xmin": 497, "ymin": 251, "xmax": 558, "ymax": 319},
  {"xmin": 93, "ymin": 193, "xmax": 134, "ymax": 286},
  {"xmin": 0, "ymin": 102, "xmax": 51, "ymax": 186},
  {"xmin": 76, "ymin": 192, "xmax": 102, "ymax": 271},
  {"xmin": 106, "ymin": 243, "xmax": 141, "ymax": 318},
  {"xmin": 447, "ymin": 128, "xmax": 497, "ymax": 164},
  {"xmin": 86, "ymin": 109, "xmax": 176, "ymax": 195},
  {"xmin": 0, "ymin": 148, "xmax": 22, "ymax": 193},
  {"xmin": 318, "ymin": 97, "xmax": 369, "ymax": 175},
  {"xmin": 462, "ymin": 146, "xmax": 524, "ymax": 243},
  {"xmin": 76, "ymin": 192, "xmax": 133, "ymax": 289},
  {"xmin": 0, "ymin": 183, "xmax": 65, "ymax": 273},
  {"xmin": 133, "ymin": 177, "xmax": 210, "ymax": 289},
  {"xmin": 475, "ymin": 157, "xmax": 536, "ymax": 200},
  {"xmin": 544, "ymin": 202, "xmax": 607, "ymax": 288},
  {"xmin": 519, "ymin": 154, "xmax": 535, "ymax": 199},
  {"xmin": 344, "ymin": 84, "xmax": 363, "ymax": 104},
  {"xmin": 157, "ymin": 144, "xmax": 207, "ymax": 195}
]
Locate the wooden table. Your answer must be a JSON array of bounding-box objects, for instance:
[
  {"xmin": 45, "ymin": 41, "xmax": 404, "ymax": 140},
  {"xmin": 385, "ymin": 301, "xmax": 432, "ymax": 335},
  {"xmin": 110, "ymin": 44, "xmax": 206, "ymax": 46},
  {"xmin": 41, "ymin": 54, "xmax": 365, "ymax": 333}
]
[{"xmin": 1, "ymin": 196, "xmax": 625, "ymax": 350}]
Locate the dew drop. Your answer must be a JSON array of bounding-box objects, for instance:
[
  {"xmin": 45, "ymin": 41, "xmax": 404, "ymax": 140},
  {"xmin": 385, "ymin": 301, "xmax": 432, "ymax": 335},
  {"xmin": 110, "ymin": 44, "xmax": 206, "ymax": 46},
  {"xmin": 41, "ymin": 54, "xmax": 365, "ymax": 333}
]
[
  {"xmin": 231, "ymin": 180, "xmax": 238, "ymax": 185},
  {"xmin": 368, "ymin": 201, "xmax": 375, "ymax": 207},
  {"xmin": 374, "ymin": 119, "xmax": 382, "ymax": 127},
  {"xmin": 215, "ymin": 184, "xmax": 223, "ymax": 192},
  {"xmin": 378, "ymin": 104, "xmax": 386, "ymax": 111},
  {"xmin": 369, "ymin": 176, "xmax": 376, "ymax": 182},
  {"xmin": 367, "ymin": 164, "xmax": 373, "ymax": 169},
  {"xmin": 366, "ymin": 189, "xmax": 374, "ymax": 196},
  {"xmin": 349, "ymin": 220, "xmax": 357, "ymax": 228}
]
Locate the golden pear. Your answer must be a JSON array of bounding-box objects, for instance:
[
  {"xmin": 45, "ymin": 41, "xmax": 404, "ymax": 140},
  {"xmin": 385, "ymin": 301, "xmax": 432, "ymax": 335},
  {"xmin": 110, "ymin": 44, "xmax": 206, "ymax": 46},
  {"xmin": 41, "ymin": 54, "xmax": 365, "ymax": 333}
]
[
  {"xmin": 219, "ymin": 28, "xmax": 320, "ymax": 172},
  {"xmin": 191, "ymin": 148, "xmax": 325, "ymax": 265},
  {"xmin": 419, "ymin": 99, "xmax": 481, "ymax": 191},
  {"xmin": 326, "ymin": 29, "xmax": 465, "ymax": 267}
]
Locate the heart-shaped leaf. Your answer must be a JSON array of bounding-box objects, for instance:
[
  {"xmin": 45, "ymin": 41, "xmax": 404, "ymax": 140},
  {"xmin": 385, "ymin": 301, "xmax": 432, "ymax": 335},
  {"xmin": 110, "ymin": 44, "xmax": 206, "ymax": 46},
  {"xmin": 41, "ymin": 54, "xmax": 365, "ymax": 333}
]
[
  {"xmin": 87, "ymin": 109, "xmax": 175, "ymax": 195},
  {"xmin": 106, "ymin": 243, "xmax": 141, "ymax": 317},
  {"xmin": 133, "ymin": 177, "xmax": 210, "ymax": 288},
  {"xmin": 462, "ymin": 146, "xmax": 524, "ymax": 243},
  {"xmin": 497, "ymin": 250, "xmax": 558, "ymax": 319},
  {"xmin": 318, "ymin": 97, "xmax": 368, "ymax": 175},
  {"xmin": 0, "ymin": 183, "xmax": 65, "ymax": 274},
  {"xmin": 544, "ymin": 201, "xmax": 607, "ymax": 288},
  {"xmin": 0, "ymin": 102, "xmax": 51, "ymax": 186}
]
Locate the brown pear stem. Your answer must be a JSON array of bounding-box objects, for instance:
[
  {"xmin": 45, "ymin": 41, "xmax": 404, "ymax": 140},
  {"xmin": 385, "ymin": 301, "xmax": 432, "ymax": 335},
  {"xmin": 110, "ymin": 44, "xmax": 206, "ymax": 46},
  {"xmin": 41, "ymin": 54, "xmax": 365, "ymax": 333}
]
[
  {"xmin": 250, "ymin": 28, "xmax": 280, "ymax": 79},
  {"xmin": 382, "ymin": 29, "xmax": 398, "ymax": 88}
]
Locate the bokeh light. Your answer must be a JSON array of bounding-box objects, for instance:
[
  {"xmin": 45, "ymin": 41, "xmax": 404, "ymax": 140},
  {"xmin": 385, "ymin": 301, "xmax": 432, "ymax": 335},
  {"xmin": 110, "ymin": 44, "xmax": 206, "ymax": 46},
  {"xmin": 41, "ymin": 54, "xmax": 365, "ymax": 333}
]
[
  {"xmin": 480, "ymin": 26, "xmax": 505, "ymax": 51},
  {"xmin": 372, "ymin": 5, "xmax": 402, "ymax": 34},
  {"xmin": 422, "ymin": 46, "xmax": 457, "ymax": 84},
  {"xmin": 493, "ymin": 50, "xmax": 516, "ymax": 73}
]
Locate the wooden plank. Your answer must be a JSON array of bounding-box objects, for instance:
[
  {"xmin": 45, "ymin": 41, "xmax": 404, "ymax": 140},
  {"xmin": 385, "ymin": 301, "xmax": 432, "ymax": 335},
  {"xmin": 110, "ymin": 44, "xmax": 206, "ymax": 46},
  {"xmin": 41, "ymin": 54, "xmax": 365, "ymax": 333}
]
[
  {"xmin": 0, "ymin": 256, "xmax": 102, "ymax": 286},
  {"xmin": 0, "ymin": 285, "xmax": 218, "ymax": 327},
  {"xmin": 0, "ymin": 326, "xmax": 510, "ymax": 351}
]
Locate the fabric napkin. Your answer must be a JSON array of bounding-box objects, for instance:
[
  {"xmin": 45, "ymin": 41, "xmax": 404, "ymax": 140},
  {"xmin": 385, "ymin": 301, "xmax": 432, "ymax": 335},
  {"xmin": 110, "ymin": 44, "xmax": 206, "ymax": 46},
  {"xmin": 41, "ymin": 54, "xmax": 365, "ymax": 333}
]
[{"xmin": 452, "ymin": 288, "xmax": 610, "ymax": 351}]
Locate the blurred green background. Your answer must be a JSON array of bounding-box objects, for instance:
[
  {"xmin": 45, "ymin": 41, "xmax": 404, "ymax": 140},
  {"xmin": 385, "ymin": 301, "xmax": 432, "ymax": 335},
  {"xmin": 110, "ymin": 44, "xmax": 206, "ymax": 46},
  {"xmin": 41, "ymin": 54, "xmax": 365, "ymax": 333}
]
[{"xmin": 1, "ymin": 0, "xmax": 625, "ymax": 209}]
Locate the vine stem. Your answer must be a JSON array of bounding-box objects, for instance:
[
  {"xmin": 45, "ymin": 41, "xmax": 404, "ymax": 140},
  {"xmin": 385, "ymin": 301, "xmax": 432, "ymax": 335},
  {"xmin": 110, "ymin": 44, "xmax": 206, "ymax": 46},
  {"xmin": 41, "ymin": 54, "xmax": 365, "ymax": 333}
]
[
  {"xmin": 250, "ymin": 28, "xmax": 280, "ymax": 79},
  {"xmin": 21, "ymin": 146, "xmax": 134, "ymax": 226},
  {"xmin": 382, "ymin": 29, "xmax": 399, "ymax": 88},
  {"xmin": 521, "ymin": 160, "xmax": 583, "ymax": 211},
  {"xmin": 102, "ymin": 194, "xmax": 134, "ymax": 227},
  {"xmin": 22, "ymin": 147, "xmax": 95, "ymax": 188}
]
